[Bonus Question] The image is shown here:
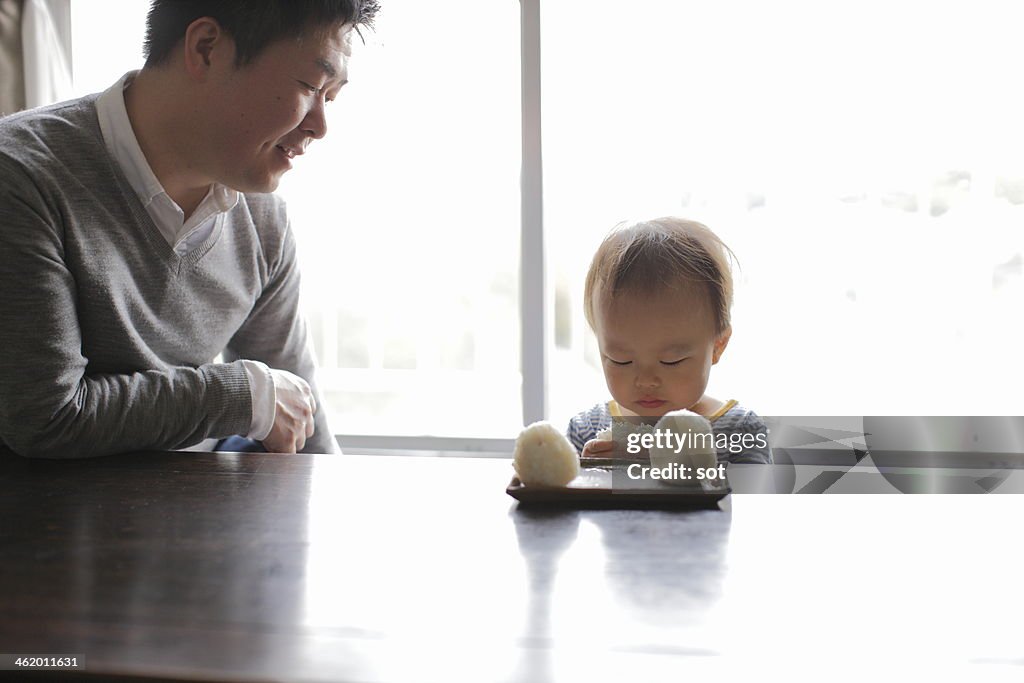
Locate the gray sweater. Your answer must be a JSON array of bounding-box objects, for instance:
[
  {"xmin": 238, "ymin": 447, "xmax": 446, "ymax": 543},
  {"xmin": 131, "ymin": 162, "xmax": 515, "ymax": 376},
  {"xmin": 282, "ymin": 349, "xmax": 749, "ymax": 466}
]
[{"xmin": 0, "ymin": 95, "xmax": 335, "ymax": 457}]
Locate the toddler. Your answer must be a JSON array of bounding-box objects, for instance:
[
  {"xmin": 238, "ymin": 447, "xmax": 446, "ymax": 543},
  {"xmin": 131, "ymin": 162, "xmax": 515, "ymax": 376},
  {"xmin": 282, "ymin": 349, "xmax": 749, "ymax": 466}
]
[{"xmin": 566, "ymin": 217, "xmax": 771, "ymax": 464}]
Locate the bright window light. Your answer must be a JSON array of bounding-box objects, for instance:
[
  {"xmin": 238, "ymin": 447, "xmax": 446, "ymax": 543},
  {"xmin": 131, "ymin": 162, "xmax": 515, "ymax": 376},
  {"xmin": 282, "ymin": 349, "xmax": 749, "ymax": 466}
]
[
  {"xmin": 68, "ymin": 0, "xmax": 1024, "ymax": 435},
  {"xmin": 70, "ymin": 0, "xmax": 523, "ymax": 439},
  {"xmin": 542, "ymin": 0, "xmax": 1024, "ymax": 420},
  {"xmin": 70, "ymin": 0, "xmax": 147, "ymax": 95}
]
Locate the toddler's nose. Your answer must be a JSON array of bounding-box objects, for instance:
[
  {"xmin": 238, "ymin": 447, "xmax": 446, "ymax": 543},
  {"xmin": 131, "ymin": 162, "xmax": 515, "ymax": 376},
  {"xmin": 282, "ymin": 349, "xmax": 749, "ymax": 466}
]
[{"xmin": 635, "ymin": 371, "xmax": 661, "ymax": 389}]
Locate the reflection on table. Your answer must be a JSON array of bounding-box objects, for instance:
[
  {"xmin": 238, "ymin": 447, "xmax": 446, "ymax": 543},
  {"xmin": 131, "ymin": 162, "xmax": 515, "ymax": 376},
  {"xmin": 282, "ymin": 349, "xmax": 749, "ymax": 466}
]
[{"xmin": 1, "ymin": 450, "xmax": 1023, "ymax": 681}]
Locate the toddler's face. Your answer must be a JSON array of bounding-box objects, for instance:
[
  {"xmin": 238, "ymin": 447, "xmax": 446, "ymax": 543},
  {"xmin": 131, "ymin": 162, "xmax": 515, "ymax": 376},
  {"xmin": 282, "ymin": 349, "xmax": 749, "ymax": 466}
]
[{"xmin": 594, "ymin": 287, "xmax": 730, "ymax": 419}]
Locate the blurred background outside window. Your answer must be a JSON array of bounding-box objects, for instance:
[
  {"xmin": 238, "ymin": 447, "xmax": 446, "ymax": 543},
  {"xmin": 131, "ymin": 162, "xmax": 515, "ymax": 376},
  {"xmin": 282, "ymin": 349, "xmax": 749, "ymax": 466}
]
[
  {"xmin": 69, "ymin": 0, "xmax": 1024, "ymax": 441},
  {"xmin": 71, "ymin": 0, "xmax": 523, "ymax": 439},
  {"xmin": 542, "ymin": 0, "xmax": 1024, "ymax": 423}
]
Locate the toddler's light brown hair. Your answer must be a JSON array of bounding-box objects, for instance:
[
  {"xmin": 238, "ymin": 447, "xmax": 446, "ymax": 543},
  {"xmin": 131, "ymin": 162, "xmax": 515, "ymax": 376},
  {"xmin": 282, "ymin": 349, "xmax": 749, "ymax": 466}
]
[{"xmin": 583, "ymin": 217, "xmax": 735, "ymax": 335}]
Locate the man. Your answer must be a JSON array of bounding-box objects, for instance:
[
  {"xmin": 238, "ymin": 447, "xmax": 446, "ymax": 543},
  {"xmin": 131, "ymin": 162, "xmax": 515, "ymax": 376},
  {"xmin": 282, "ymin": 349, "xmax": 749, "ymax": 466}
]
[{"xmin": 0, "ymin": 0, "xmax": 379, "ymax": 457}]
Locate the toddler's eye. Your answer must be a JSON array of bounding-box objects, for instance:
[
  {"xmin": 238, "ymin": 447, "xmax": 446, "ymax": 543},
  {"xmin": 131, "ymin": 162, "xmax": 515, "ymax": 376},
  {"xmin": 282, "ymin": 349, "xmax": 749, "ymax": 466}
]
[
  {"xmin": 661, "ymin": 359, "xmax": 686, "ymax": 366},
  {"xmin": 605, "ymin": 358, "xmax": 632, "ymax": 366}
]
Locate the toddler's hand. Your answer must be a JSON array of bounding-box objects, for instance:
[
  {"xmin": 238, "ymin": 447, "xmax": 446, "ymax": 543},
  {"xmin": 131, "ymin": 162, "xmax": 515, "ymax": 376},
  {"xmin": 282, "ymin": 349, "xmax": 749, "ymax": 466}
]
[{"xmin": 582, "ymin": 438, "xmax": 615, "ymax": 458}]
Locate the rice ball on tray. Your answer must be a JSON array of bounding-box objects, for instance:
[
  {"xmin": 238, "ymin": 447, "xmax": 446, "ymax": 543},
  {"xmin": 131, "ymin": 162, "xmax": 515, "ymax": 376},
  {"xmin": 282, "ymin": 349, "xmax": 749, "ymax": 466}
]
[
  {"xmin": 650, "ymin": 409, "xmax": 718, "ymax": 474},
  {"xmin": 513, "ymin": 421, "xmax": 580, "ymax": 487}
]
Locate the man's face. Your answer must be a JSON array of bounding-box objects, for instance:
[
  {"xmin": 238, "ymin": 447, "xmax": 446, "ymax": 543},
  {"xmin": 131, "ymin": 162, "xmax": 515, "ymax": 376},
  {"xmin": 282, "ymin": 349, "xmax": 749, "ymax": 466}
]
[{"xmin": 204, "ymin": 23, "xmax": 354, "ymax": 193}]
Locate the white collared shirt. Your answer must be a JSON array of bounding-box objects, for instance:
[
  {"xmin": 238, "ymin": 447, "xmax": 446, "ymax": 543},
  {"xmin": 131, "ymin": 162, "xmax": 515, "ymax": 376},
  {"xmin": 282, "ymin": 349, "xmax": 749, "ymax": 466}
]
[
  {"xmin": 96, "ymin": 72, "xmax": 240, "ymax": 256},
  {"xmin": 95, "ymin": 72, "xmax": 275, "ymax": 447}
]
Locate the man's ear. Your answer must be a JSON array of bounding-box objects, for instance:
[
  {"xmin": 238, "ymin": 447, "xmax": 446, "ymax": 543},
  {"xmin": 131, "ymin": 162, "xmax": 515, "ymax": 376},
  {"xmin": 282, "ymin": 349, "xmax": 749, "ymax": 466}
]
[
  {"xmin": 712, "ymin": 326, "xmax": 732, "ymax": 365},
  {"xmin": 182, "ymin": 17, "xmax": 230, "ymax": 80}
]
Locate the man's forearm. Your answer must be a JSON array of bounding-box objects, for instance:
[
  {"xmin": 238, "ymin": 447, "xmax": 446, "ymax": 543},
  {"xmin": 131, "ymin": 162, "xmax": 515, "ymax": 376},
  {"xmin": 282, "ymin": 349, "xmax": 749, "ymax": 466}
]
[{"xmin": 1, "ymin": 362, "xmax": 253, "ymax": 458}]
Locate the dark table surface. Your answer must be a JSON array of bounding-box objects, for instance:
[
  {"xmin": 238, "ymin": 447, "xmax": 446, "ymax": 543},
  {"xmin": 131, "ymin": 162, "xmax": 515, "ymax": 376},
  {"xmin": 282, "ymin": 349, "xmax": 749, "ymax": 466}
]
[{"xmin": 1, "ymin": 449, "xmax": 1022, "ymax": 682}]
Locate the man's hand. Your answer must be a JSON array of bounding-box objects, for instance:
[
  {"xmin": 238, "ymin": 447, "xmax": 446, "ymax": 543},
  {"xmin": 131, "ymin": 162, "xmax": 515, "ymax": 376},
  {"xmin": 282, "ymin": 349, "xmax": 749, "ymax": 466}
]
[
  {"xmin": 262, "ymin": 370, "xmax": 317, "ymax": 453},
  {"xmin": 581, "ymin": 438, "xmax": 615, "ymax": 458}
]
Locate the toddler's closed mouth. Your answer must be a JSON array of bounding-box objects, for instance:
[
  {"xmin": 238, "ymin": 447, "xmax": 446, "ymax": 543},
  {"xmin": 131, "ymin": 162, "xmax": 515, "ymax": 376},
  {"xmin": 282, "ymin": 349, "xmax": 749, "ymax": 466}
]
[{"xmin": 636, "ymin": 399, "xmax": 667, "ymax": 408}]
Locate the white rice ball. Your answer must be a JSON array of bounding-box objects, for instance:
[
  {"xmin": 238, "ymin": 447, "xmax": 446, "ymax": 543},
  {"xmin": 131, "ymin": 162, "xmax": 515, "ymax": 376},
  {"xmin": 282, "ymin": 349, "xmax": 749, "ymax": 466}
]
[
  {"xmin": 651, "ymin": 409, "xmax": 718, "ymax": 474},
  {"xmin": 513, "ymin": 421, "xmax": 580, "ymax": 487}
]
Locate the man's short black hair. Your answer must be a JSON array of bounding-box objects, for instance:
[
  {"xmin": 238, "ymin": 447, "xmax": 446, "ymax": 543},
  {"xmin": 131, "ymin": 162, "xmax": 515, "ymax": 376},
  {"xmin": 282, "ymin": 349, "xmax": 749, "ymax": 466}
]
[{"xmin": 143, "ymin": 0, "xmax": 380, "ymax": 67}]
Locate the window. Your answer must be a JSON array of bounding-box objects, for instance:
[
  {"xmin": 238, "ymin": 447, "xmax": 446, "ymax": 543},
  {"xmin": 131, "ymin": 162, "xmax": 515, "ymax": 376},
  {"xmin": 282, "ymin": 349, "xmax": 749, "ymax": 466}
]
[
  {"xmin": 280, "ymin": 0, "xmax": 522, "ymax": 438},
  {"xmin": 542, "ymin": 0, "xmax": 1024, "ymax": 420},
  {"xmin": 67, "ymin": 0, "xmax": 1024, "ymax": 442},
  {"xmin": 70, "ymin": 0, "xmax": 147, "ymax": 95},
  {"xmin": 70, "ymin": 0, "xmax": 523, "ymax": 440}
]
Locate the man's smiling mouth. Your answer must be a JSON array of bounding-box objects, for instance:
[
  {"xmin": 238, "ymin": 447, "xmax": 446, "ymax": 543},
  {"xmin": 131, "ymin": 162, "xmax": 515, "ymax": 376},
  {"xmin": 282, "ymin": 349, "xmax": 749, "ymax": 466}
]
[{"xmin": 276, "ymin": 145, "xmax": 303, "ymax": 159}]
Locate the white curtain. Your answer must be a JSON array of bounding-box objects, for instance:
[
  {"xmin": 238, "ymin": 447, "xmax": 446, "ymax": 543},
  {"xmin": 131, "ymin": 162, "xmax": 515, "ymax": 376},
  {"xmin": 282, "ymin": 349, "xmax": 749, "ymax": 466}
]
[
  {"xmin": 0, "ymin": 0, "xmax": 25, "ymax": 115},
  {"xmin": 21, "ymin": 0, "xmax": 71, "ymax": 108}
]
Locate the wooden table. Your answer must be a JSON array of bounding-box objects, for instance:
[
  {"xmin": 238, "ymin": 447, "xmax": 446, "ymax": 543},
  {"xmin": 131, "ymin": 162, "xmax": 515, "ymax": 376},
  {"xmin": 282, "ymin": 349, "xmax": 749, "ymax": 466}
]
[{"xmin": 1, "ymin": 450, "xmax": 1023, "ymax": 682}]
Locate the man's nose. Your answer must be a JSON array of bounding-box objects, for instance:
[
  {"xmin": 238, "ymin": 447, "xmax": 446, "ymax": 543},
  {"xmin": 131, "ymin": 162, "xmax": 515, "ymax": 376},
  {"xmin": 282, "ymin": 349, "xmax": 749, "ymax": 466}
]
[{"xmin": 301, "ymin": 99, "xmax": 328, "ymax": 140}]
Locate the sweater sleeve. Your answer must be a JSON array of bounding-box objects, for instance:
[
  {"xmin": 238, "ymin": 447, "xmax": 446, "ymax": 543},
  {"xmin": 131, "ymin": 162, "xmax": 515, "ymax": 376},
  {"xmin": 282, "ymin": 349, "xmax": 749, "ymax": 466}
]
[
  {"xmin": 0, "ymin": 156, "xmax": 254, "ymax": 458},
  {"xmin": 566, "ymin": 402, "xmax": 611, "ymax": 455},
  {"xmin": 566, "ymin": 412, "xmax": 594, "ymax": 454},
  {"xmin": 221, "ymin": 204, "xmax": 337, "ymax": 454}
]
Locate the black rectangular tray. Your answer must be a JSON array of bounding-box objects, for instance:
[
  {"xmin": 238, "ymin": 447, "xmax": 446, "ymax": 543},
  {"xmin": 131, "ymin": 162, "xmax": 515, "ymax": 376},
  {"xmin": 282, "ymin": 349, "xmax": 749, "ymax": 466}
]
[{"xmin": 506, "ymin": 457, "xmax": 731, "ymax": 509}]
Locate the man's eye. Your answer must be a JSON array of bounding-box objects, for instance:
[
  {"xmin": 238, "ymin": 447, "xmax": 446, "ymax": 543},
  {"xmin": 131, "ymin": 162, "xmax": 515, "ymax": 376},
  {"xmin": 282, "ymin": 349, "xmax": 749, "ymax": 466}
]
[
  {"xmin": 299, "ymin": 81, "xmax": 321, "ymax": 94},
  {"xmin": 661, "ymin": 359, "xmax": 686, "ymax": 366}
]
